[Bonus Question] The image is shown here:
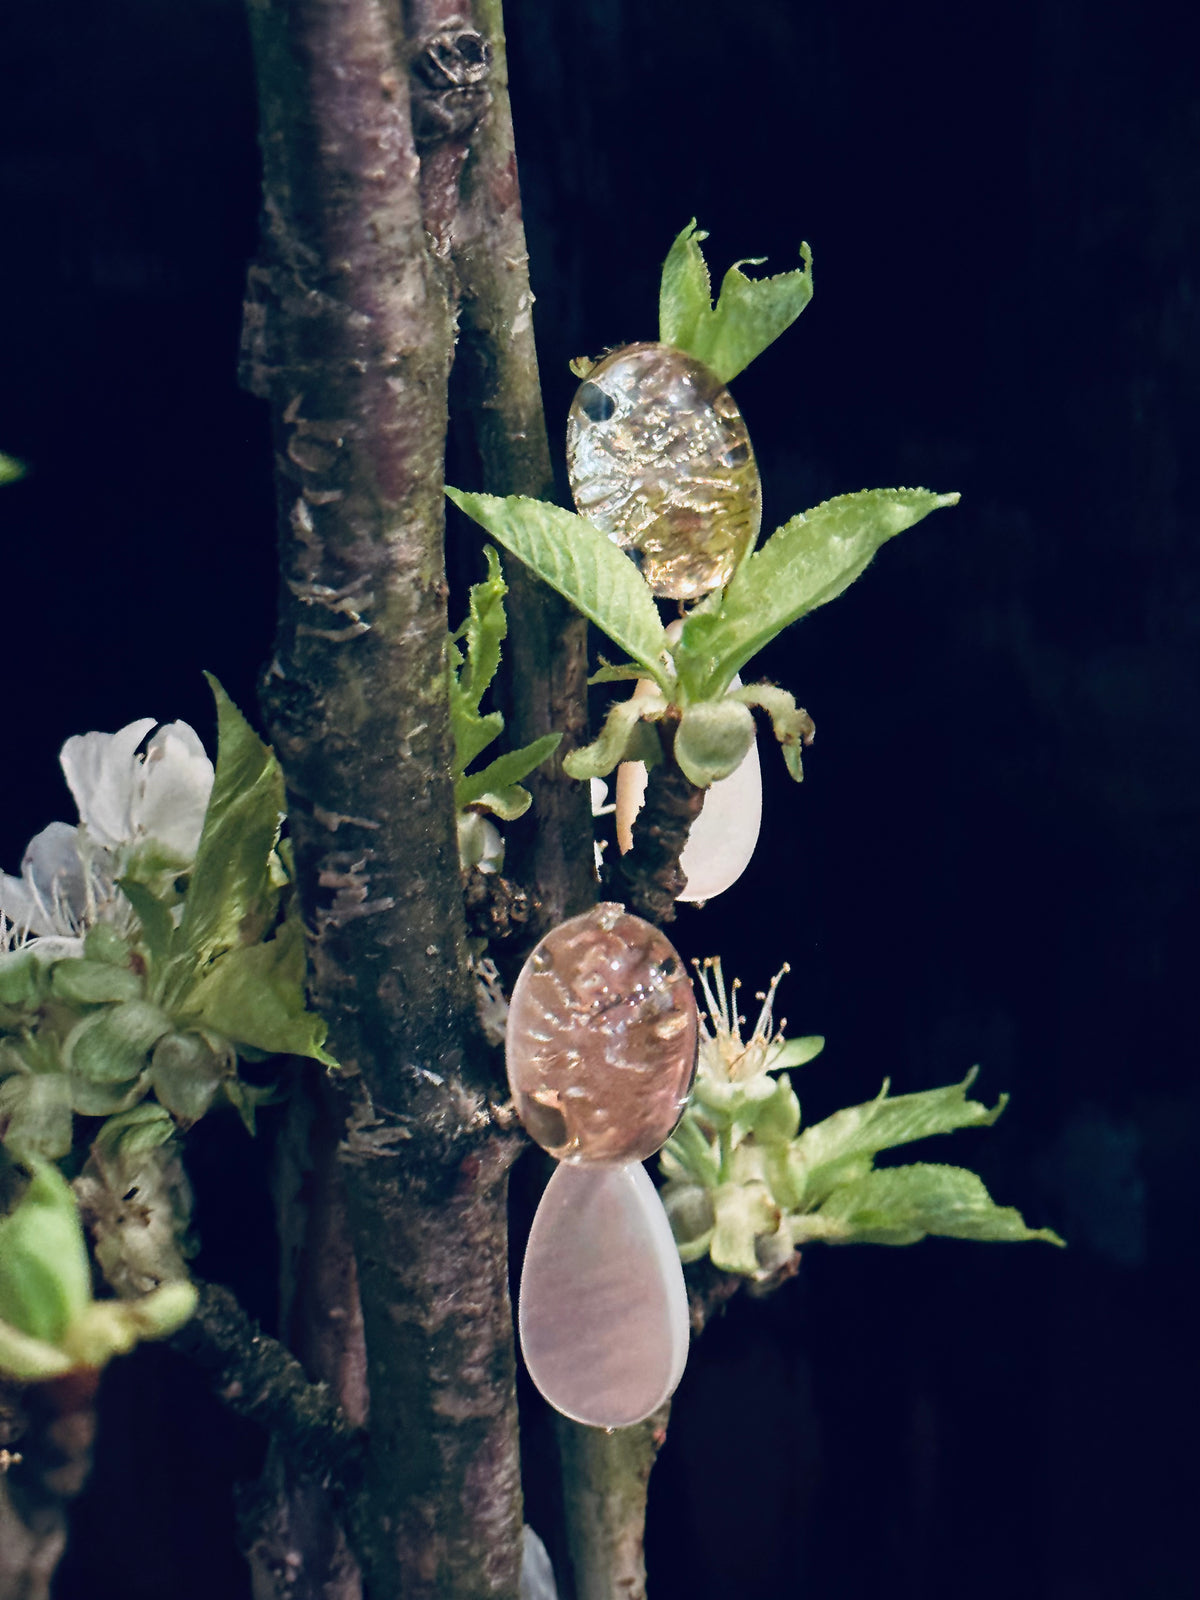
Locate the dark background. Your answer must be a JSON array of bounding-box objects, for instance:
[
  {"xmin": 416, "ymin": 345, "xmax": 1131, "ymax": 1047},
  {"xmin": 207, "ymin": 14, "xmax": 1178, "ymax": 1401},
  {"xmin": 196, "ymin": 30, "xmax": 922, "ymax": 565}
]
[{"xmin": 2, "ymin": 1, "xmax": 1197, "ymax": 1596}]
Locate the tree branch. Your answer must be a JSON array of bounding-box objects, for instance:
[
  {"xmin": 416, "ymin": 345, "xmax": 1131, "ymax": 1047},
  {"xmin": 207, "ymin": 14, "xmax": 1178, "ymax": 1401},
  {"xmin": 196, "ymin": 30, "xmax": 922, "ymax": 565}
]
[
  {"xmin": 618, "ymin": 727, "xmax": 706, "ymax": 923},
  {"xmin": 238, "ymin": 1067, "xmax": 369, "ymax": 1600},
  {"xmin": 241, "ymin": 0, "xmax": 524, "ymax": 1591},
  {"xmin": 550, "ymin": 1263, "xmax": 744, "ymax": 1600},
  {"xmin": 0, "ymin": 1372, "xmax": 97, "ymax": 1600},
  {"xmin": 170, "ymin": 1280, "xmax": 362, "ymax": 1480},
  {"xmin": 451, "ymin": 0, "xmax": 596, "ymax": 941},
  {"xmin": 554, "ymin": 1406, "xmax": 670, "ymax": 1600}
]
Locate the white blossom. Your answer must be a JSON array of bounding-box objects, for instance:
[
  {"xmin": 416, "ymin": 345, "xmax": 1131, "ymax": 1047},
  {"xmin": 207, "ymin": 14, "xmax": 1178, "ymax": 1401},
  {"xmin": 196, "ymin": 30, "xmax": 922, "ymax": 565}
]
[
  {"xmin": 60, "ymin": 718, "xmax": 213, "ymax": 862},
  {"xmin": 0, "ymin": 718, "xmax": 214, "ymax": 943}
]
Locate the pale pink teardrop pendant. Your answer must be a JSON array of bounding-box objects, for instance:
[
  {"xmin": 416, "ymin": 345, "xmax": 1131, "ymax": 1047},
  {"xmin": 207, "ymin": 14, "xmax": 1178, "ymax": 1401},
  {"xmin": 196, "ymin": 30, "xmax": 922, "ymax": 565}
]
[{"xmin": 519, "ymin": 1161, "xmax": 689, "ymax": 1428}]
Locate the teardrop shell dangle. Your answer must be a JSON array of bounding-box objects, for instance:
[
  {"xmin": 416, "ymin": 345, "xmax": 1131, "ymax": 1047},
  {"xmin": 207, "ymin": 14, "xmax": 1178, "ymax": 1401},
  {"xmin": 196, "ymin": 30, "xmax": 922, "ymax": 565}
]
[
  {"xmin": 519, "ymin": 1161, "xmax": 690, "ymax": 1429},
  {"xmin": 508, "ymin": 904, "xmax": 698, "ymax": 1428},
  {"xmin": 566, "ymin": 343, "xmax": 762, "ymax": 599}
]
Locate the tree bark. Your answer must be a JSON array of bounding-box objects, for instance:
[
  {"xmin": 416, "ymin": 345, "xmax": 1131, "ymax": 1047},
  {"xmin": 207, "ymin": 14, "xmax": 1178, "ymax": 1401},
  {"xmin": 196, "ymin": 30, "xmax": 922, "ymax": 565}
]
[
  {"xmin": 450, "ymin": 0, "xmax": 596, "ymax": 940},
  {"xmin": 241, "ymin": 0, "xmax": 525, "ymax": 1592},
  {"xmin": 0, "ymin": 1374, "xmax": 97, "ymax": 1600},
  {"xmin": 238, "ymin": 1068, "xmax": 368, "ymax": 1600},
  {"xmin": 619, "ymin": 727, "xmax": 706, "ymax": 924},
  {"xmin": 554, "ymin": 1408, "xmax": 669, "ymax": 1600}
]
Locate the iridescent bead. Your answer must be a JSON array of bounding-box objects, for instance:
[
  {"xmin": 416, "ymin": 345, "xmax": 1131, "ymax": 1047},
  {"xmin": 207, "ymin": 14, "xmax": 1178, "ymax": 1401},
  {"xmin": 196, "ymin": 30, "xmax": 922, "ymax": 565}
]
[
  {"xmin": 519, "ymin": 1161, "xmax": 690, "ymax": 1428},
  {"xmin": 566, "ymin": 343, "xmax": 762, "ymax": 599},
  {"xmin": 506, "ymin": 903, "xmax": 698, "ymax": 1164}
]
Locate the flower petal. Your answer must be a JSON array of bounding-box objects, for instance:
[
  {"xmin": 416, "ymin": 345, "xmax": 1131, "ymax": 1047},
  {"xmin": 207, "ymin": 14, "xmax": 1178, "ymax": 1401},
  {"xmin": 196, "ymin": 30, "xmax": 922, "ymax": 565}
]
[
  {"xmin": 0, "ymin": 872, "xmax": 56, "ymax": 937},
  {"xmin": 21, "ymin": 823, "xmax": 88, "ymax": 933},
  {"xmin": 60, "ymin": 719, "xmax": 155, "ymax": 848},
  {"xmin": 132, "ymin": 721, "xmax": 214, "ymax": 861}
]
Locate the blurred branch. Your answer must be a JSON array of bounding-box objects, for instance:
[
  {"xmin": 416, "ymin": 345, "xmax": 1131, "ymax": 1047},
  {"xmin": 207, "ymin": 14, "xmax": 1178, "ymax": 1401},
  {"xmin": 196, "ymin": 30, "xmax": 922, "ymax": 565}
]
[{"xmin": 170, "ymin": 1279, "xmax": 362, "ymax": 1480}]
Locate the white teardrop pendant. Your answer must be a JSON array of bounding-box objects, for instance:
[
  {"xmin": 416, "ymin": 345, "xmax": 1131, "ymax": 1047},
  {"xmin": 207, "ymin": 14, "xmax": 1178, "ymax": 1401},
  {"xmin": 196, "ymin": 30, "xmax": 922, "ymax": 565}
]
[{"xmin": 519, "ymin": 1161, "xmax": 690, "ymax": 1429}]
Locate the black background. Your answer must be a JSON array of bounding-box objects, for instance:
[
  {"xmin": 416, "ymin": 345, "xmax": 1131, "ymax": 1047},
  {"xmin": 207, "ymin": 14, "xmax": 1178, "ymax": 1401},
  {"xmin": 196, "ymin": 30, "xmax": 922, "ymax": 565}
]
[{"xmin": 2, "ymin": 2, "xmax": 1197, "ymax": 1596}]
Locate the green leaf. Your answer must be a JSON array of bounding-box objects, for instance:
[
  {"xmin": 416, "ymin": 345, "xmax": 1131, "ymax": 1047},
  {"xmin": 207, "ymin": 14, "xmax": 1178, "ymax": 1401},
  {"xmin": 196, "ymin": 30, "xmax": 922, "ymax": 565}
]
[
  {"xmin": 83, "ymin": 925, "xmax": 132, "ymax": 967},
  {"xmin": 68, "ymin": 1073, "xmax": 149, "ymax": 1118},
  {"xmin": 659, "ymin": 220, "xmax": 713, "ymax": 353},
  {"xmin": 118, "ymin": 878, "xmax": 176, "ymax": 966},
  {"xmin": 0, "ymin": 1318, "xmax": 73, "ymax": 1381},
  {"xmin": 447, "ymin": 491, "xmax": 670, "ymax": 686},
  {"xmin": 223, "ymin": 1075, "xmax": 279, "ymax": 1137},
  {"xmin": 731, "ymin": 684, "xmax": 815, "ymax": 782},
  {"xmin": 0, "ymin": 949, "xmax": 41, "ymax": 1008},
  {"xmin": 49, "ymin": 958, "xmax": 144, "ymax": 1006},
  {"xmin": 661, "ymin": 1111, "xmax": 722, "ymax": 1188},
  {"xmin": 464, "ymin": 787, "xmax": 529, "ymax": 823},
  {"xmin": 791, "ymin": 1069, "xmax": 1008, "ymax": 1208},
  {"xmin": 452, "ymin": 545, "xmax": 508, "ymax": 713},
  {"xmin": 762, "ymin": 1145, "xmax": 806, "ymax": 1212},
  {"xmin": 149, "ymin": 1033, "xmax": 228, "ymax": 1126},
  {"xmin": 587, "ymin": 662, "xmax": 658, "ymax": 687},
  {"xmin": 169, "ymin": 676, "xmax": 284, "ymax": 995},
  {"xmin": 0, "ymin": 1166, "xmax": 91, "ymax": 1344},
  {"xmin": 797, "ymin": 1163, "xmax": 1065, "ymax": 1247},
  {"xmin": 455, "ymin": 733, "xmax": 562, "ymax": 815},
  {"xmin": 726, "ymin": 1074, "xmax": 782, "ymax": 1142},
  {"xmin": 93, "ymin": 1102, "xmax": 177, "ymax": 1162},
  {"xmin": 0, "ymin": 452, "xmax": 27, "ymax": 486},
  {"xmin": 659, "ymin": 221, "xmax": 814, "ymax": 383},
  {"xmin": 451, "ymin": 701, "xmax": 504, "ymax": 775},
  {"xmin": 769, "ymin": 1035, "xmax": 825, "ymax": 1070},
  {"xmin": 63, "ymin": 1000, "xmax": 173, "ymax": 1085},
  {"xmin": 674, "ymin": 699, "xmax": 756, "ymax": 786},
  {"xmin": 447, "ymin": 551, "xmax": 509, "ymax": 776},
  {"xmin": 662, "ymin": 1182, "xmax": 716, "ymax": 1262},
  {"xmin": 562, "ymin": 692, "xmax": 668, "ymax": 781},
  {"xmin": 182, "ymin": 911, "xmax": 336, "ymax": 1067},
  {"xmin": 0, "ymin": 1073, "xmax": 73, "ymax": 1163},
  {"xmin": 752, "ymin": 1075, "xmax": 801, "ymax": 1146},
  {"xmin": 704, "ymin": 489, "xmax": 960, "ymax": 693}
]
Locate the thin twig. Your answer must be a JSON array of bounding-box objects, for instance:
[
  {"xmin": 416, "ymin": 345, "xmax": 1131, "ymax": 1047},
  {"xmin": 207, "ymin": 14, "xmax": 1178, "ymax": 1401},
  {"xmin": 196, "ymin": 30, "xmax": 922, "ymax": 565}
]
[
  {"xmin": 170, "ymin": 1280, "xmax": 362, "ymax": 1481},
  {"xmin": 619, "ymin": 727, "xmax": 706, "ymax": 923},
  {"xmin": 451, "ymin": 0, "xmax": 597, "ymax": 946}
]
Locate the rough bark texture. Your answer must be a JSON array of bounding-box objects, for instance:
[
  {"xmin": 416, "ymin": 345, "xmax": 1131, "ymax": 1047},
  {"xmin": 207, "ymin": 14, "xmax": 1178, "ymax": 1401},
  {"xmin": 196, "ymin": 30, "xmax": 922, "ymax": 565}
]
[
  {"xmin": 241, "ymin": 0, "xmax": 524, "ymax": 1592},
  {"xmin": 450, "ymin": 0, "xmax": 596, "ymax": 941},
  {"xmin": 241, "ymin": 1071, "xmax": 369, "ymax": 1600},
  {"xmin": 618, "ymin": 730, "xmax": 706, "ymax": 924},
  {"xmin": 0, "ymin": 1373, "xmax": 97, "ymax": 1600},
  {"xmin": 169, "ymin": 1279, "xmax": 361, "ymax": 1479}
]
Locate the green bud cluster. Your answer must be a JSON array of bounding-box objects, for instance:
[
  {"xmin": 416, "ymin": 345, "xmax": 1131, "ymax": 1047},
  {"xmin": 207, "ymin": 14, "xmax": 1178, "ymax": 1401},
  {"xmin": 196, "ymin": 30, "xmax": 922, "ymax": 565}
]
[
  {"xmin": 448, "ymin": 224, "xmax": 958, "ymax": 796},
  {"xmin": 0, "ymin": 1164, "xmax": 195, "ymax": 1381},
  {"xmin": 0, "ymin": 679, "xmax": 335, "ymax": 1380},
  {"xmin": 660, "ymin": 960, "xmax": 1063, "ymax": 1279}
]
